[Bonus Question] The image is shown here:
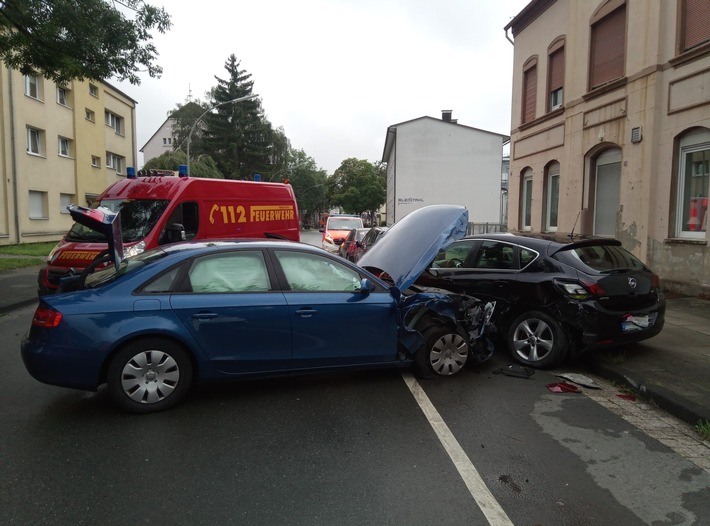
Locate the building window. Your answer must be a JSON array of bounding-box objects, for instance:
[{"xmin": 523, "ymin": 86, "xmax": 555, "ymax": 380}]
[
  {"xmin": 57, "ymin": 86, "xmax": 70, "ymax": 107},
  {"xmin": 58, "ymin": 137, "xmax": 73, "ymax": 158},
  {"xmin": 91, "ymin": 155, "xmax": 101, "ymax": 167},
  {"xmin": 89, "ymin": 83, "xmax": 99, "ymax": 97},
  {"xmin": 522, "ymin": 57, "xmax": 537, "ymax": 124},
  {"xmin": 60, "ymin": 193, "xmax": 74, "ymax": 214},
  {"xmin": 521, "ymin": 168, "xmax": 533, "ymax": 231},
  {"xmin": 24, "ymin": 74, "xmax": 41, "ymax": 99},
  {"xmin": 682, "ymin": 0, "xmax": 710, "ymax": 51},
  {"xmin": 105, "ymin": 110, "xmax": 123, "ymax": 135},
  {"xmin": 547, "ymin": 39, "xmax": 565, "ymax": 111},
  {"xmin": 545, "ymin": 163, "xmax": 560, "ymax": 231},
  {"xmin": 106, "ymin": 152, "xmax": 125, "ymax": 174},
  {"xmin": 27, "ymin": 127, "xmax": 43, "ymax": 155},
  {"xmin": 676, "ymin": 129, "xmax": 710, "ymax": 238},
  {"xmin": 85, "ymin": 109, "xmax": 95, "ymax": 122},
  {"xmin": 163, "ymin": 137, "xmax": 173, "ymax": 146},
  {"xmin": 29, "ymin": 191, "xmax": 48, "ymax": 219},
  {"xmin": 589, "ymin": 1, "xmax": 626, "ymax": 90}
]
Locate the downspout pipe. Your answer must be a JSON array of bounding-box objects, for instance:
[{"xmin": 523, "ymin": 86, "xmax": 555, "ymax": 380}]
[{"xmin": 8, "ymin": 67, "xmax": 20, "ymax": 243}]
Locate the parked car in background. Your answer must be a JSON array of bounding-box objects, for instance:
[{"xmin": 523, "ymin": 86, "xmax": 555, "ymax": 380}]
[
  {"xmin": 348, "ymin": 226, "xmax": 390, "ymax": 263},
  {"xmin": 408, "ymin": 233, "xmax": 666, "ymax": 368},
  {"xmin": 338, "ymin": 228, "xmax": 369, "ymax": 261},
  {"xmin": 321, "ymin": 214, "xmax": 363, "ymax": 253},
  {"xmin": 22, "ymin": 205, "xmax": 495, "ymax": 413}
]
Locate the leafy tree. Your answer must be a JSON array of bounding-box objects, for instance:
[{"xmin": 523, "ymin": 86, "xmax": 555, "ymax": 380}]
[
  {"xmin": 0, "ymin": 0, "xmax": 171, "ymax": 85},
  {"xmin": 169, "ymin": 100, "xmax": 211, "ymax": 154},
  {"xmin": 329, "ymin": 158, "xmax": 386, "ymax": 221},
  {"xmin": 202, "ymin": 54, "xmax": 269, "ymax": 180},
  {"xmin": 284, "ymin": 150, "xmax": 328, "ymax": 227},
  {"xmin": 143, "ymin": 149, "xmax": 223, "ymax": 179}
]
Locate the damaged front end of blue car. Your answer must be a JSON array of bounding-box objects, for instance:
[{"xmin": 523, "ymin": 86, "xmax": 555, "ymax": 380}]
[{"xmin": 359, "ymin": 205, "xmax": 497, "ymax": 376}]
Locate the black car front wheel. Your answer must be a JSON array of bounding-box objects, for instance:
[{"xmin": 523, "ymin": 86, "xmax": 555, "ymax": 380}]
[
  {"xmin": 414, "ymin": 324, "xmax": 469, "ymax": 378},
  {"xmin": 507, "ymin": 311, "xmax": 568, "ymax": 369},
  {"xmin": 107, "ymin": 338, "xmax": 193, "ymax": 413}
]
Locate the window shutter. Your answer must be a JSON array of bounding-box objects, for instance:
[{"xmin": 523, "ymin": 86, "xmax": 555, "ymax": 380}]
[
  {"xmin": 685, "ymin": 0, "xmax": 710, "ymax": 50},
  {"xmin": 549, "ymin": 48, "xmax": 564, "ymax": 92},
  {"xmin": 590, "ymin": 6, "xmax": 626, "ymax": 89},
  {"xmin": 523, "ymin": 66, "xmax": 537, "ymax": 123}
]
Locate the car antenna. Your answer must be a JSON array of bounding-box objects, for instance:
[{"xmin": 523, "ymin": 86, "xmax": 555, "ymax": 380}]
[{"xmin": 569, "ymin": 211, "xmax": 581, "ymax": 240}]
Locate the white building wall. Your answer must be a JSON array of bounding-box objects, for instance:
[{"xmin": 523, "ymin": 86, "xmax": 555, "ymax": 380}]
[
  {"xmin": 140, "ymin": 118, "xmax": 175, "ymax": 166},
  {"xmin": 391, "ymin": 118, "xmax": 505, "ymax": 224}
]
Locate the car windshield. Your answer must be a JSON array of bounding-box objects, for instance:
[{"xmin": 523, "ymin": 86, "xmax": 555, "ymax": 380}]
[
  {"xmin": 84, "ymin": 248, "xmax": 170, "ymax": 289},
  {"xmin": 328, "ymin": 218, "xmax": 362, "ymax": 230},
  {"xmin": 569, "ymin": 244, "xmax": 647, "ymax": 272},
  {"xmin": 65, "ymin": 199, "xmax": 170, "ymax": 243}
]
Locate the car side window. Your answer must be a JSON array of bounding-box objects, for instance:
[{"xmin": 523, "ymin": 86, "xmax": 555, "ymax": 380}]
[
  {"xmin": 188, "ymin": 251, "xmax": 270, "ymax": 293},
  {"xmin": 275, "ymin": 251, "xmax": 362, "ymax": 292},
  {"xmin": 471, "ymin": 241, "xmax": 517, "ymax": 270},
  {"xmin": 520, "ymin": 248, "xmax": 537, "ymax": 268},
  {"xmin": 431, "ymin": 240, "xmax": 478, "ymax": 268}
]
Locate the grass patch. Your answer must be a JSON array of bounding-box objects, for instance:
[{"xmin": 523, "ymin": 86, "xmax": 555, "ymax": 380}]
[
  {"xmin": 697, "ymin": 419, "xmax": 710, "ymax": 441},
  {"xmin": 0, "ymin": 242, "xmax": 56, "ymax": 257},
  {"xmin": 594, "ymin": 348, "xmax": 626, "ymax": 365},
  {"xmin": 0, "ymin": 257, "xmax": 44, "ymax": 271}
]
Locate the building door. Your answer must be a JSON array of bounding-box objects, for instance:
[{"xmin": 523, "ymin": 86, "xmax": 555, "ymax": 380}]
[{"xmin": 594, "ymin": 149, "xmax": 621, "ymax": 236}]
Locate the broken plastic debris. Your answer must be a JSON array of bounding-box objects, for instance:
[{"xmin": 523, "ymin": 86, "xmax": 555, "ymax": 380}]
[
  {"xmin": 546, "ymin": 382, "xmax": 581, "ymax": 393},
  {"xmin": 555, "ymin": 373, "xmax": 601, "ymax": 389},
  {"xmin": 493, "ymin": 364, "xmax": 535, "ymax": 378},
  {"xmin": 616, "ymin": 394, "xmax": 637, "ymax": 401}
]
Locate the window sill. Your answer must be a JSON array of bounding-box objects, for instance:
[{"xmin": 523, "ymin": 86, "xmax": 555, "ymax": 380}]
[
  {"xmin": 518, "ymin": 107, "xmax": 564, "ymax": 131},
  {"xmin": 669, "ymin": 41, "xmax": 710, "ymax": 68},
  {"xmin": 582, "ymin": 77, "xmax": 627, "ymax": 102},
  {"xmin": 26, "ymin": 151, "xmax": 46, "ymax": 159},
  {"xmin": 664, "ymin": 237, "xmax": 707, "ymax": 246}
]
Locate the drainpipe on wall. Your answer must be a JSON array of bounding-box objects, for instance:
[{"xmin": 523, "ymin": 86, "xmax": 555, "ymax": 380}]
[
  {"xmin": 7, "ymin": 67, "xmax": 21, "ymax": 244},
  {"xmin": 505, "ymin": 27, "xmax": 514, "ymax": 46}
]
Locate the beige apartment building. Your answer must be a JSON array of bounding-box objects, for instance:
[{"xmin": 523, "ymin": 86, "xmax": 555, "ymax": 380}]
[
  {"xmin": 0, "ymin": 69, "xmax": 137, "ymax": 246},
  {"xmin": 505, "ymin": 0, "xmax": 710, "ymax": 296}
]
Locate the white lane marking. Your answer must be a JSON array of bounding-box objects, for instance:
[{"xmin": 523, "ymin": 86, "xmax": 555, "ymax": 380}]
[{"xmin": 401, "ymin": 371, "xmax": 513, "ymax": 526}]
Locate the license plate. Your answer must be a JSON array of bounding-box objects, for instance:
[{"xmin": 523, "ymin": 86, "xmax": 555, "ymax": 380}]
[{"xmin": 621, "ymin": 313, "xmax": 657, "ymax": 332}]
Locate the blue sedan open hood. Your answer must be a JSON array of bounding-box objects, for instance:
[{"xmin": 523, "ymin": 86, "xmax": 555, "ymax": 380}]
[{"xmin": 358, "ymin": 205, "xmax": 468, "ymax": 291}]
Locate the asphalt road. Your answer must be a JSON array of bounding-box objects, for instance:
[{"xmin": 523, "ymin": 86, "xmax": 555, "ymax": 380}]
[{"xmin": 2, "ymin": 229, "xmax": 708, "ymax": 525}]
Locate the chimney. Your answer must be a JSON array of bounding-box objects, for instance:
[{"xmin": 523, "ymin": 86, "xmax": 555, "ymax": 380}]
[{"xmin": 442, "ymin": 110, "xmax": 452, "ymax": 123}]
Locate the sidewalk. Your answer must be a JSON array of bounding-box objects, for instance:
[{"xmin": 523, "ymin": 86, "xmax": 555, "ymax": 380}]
[{"xmin": 1, "ymin": 263, "xmax": 708, "ymax": 427}]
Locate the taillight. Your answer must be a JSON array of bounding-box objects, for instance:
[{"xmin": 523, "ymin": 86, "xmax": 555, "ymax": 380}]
[
  {"xmin": 651, "ymin": 273, "xmax": 660, "ymax": 289},
  {"xmin": 32, "ymin": 305, "xmax": 62, "ymax": 328},
  {"xmin": 554, "ymin": 279, "xmax": 607, "ymax": 300}
]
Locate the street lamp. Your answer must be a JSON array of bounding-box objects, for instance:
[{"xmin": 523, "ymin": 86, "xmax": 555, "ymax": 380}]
[{"xmin": 186, "ymin": 94, "xmax": 259, "ymax": 176}]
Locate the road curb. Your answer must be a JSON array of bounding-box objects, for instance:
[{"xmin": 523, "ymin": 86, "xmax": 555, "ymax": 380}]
[{"xmin": 588, "ymin": 359, "xmax": 710, "ymax": 427}]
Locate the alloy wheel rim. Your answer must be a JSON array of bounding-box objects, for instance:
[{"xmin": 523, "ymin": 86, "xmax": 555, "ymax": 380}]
[{"xmin": 512, "ymin": 318, "xmax": 554, "ymax": 363}]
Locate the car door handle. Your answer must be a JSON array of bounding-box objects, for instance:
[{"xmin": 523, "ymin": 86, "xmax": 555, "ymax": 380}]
[
  {"xmin": 295, "ymin": 308, "xmax": 317, "ymax": 318},
  {"xmin": 192, "ymin": 312, "xmax": 218, "ymax": 320}
]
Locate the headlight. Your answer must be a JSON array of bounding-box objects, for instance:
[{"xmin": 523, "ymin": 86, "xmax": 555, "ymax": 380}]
[{"xmin": 123, "ymin": 241, "xmax": 145, "ymax": 258}]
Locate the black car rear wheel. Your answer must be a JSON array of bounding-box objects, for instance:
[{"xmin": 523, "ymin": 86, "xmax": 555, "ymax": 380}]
[
  {"xmin": 507, "ymin": 311, "xmax": 567, "ymax": 369},
  {"xmin": 414, "ymin": 324, "xmax": 469, "ymax": 377},
  {"xmin": 107, "ymin": 338, "xmax": 193, "ymax": 413}
]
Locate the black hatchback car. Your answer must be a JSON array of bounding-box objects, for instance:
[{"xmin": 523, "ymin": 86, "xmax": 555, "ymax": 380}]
[{"xmin": 413, "ymin": 233, "xmax": 666, "ymax": 368}]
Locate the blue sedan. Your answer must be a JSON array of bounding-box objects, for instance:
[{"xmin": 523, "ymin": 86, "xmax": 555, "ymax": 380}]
[{"xmin": 22, "ymin": 206, "xmax": 495, "ymax": 413}]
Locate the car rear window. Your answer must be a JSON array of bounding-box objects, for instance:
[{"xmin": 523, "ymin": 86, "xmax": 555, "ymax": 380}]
[{"xmin": 566, "ymin": 244, "xmax": 646, "ymax": 272}]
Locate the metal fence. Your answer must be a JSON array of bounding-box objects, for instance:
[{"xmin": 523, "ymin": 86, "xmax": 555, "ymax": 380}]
[{"xmin": 466, "ymin": 223, "xmax": 508, "ymax": 235}]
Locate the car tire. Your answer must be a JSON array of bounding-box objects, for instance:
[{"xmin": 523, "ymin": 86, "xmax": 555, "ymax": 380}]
[
  {"xmin": 507, "ymin": 311, "xmax": 568, "ymax": 369},
  {"xmin": 414, "ymin": 324, "xmax": 469, "ymax": 378},
  {"xmin": 106, "ymin": 338, "xmax": 193, "ymax": 413}
]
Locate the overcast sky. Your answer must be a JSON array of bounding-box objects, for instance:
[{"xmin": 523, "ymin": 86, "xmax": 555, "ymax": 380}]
[{"xmin": 115, "ymin": 0, "xmax": 530, "ymax": 174}]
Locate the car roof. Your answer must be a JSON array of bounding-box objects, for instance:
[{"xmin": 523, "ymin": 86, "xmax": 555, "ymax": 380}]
[
  {"xmin": 464, "ymin": 233, "xmax": 622, "ymax": 253},
  {"xmin": 160, "ymin": 238, "xmax": 321, "ymax": 256}
]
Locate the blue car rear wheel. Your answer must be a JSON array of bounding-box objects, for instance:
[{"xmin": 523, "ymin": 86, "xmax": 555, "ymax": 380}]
[{"xmin": 107, "ymin": 338, "xmax": 193, "ymax": 413}]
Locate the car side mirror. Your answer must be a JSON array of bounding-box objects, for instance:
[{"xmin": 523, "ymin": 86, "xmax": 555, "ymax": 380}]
[
  {"xmin": 163, "ymin": 223, "xmax": 186, "ymax": 244},
  {"xmin": 427, "ymin": 268, "xmax": 440, "ymax": 277},
  {"xmin": 358, "ymin": 278, "xmax": 375, "ymax": 294}
]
